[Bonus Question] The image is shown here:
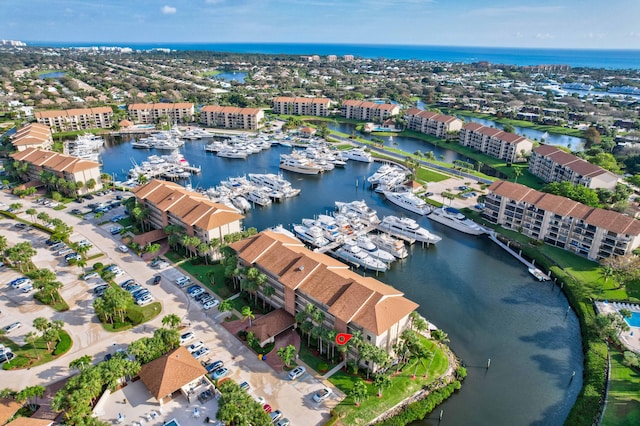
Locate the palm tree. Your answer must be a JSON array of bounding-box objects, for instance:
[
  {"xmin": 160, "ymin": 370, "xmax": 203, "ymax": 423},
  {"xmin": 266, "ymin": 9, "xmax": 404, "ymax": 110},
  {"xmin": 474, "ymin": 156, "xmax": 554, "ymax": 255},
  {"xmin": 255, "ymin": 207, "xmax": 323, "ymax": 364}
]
[
  {"xmin": 161, "ymin": 314, "xmax": 181, "ymax": 329},
  {"xmin": 261, "ymin": 285, "xmax": 275, "ymax": 309},
  {"xmin": 69, "ymin": 355, "xmax": 92, "ymax": 372},
  {"xmin": 26, "ymin": 332, "xmax": 40, "ymax": 360},
  {"xmin": 513, "ymin": 167, "xmax": 523, "ymax": 183},
  {"xmin": 145, "ymin": 243, "xmax": 161, "ymax": 260},
  {"xmin": 241, "ymin": 306, "xmax": 255, "ymax": 327},
  {"xmin": 218, "ymin": 299, "xmax": 233, "ymax": 317},
  {"xmin": 374, "ymin": 374, "xmax": 392, "ymax": 397},
  {"xmin": 350, "ymin": 380, "xmax": 368, "ymax": 407},
  {"xmin": 26, "ymin": 208, "xmax": 37, "ymax": 222},
  {"xmin": 0, "ymin": 235, "xmax": 8, "ymax": 255},
  {"xmin": 16, "ymin": 385, "xmax": 46, "ymax": 412},
  {"xmin": 276, "ymin": 344, "xmax": 297, "ymax": 368}
]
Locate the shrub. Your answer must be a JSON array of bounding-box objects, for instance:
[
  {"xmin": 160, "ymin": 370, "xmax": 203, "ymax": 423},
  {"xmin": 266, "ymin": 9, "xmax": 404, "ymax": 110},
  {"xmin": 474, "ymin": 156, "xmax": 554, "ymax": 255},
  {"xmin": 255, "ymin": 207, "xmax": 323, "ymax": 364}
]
[
  {"xmin": 379, "ymin": 382, "xmax": 459, "ymax": 426},
  {"xmin": 2, "ymin": 355, "xmax": 30, "ymax": 370},
  {"xmin": 455, "ymin": 366, "xmax": 467, "ymax": 380},
  {"xmin": 93, "ymin": 262, "xmax": 104, "ymax": 271},
  {"xmin": 127, "ymin": 310, "xmax": 144, "ymax": 326},
  {"xmin": 318, "ymin": 362, "xmax": 329, "ymax": 373},
  {"xmin": 53, "ymin": 331, "xmax": 72, "ymax": 355}
]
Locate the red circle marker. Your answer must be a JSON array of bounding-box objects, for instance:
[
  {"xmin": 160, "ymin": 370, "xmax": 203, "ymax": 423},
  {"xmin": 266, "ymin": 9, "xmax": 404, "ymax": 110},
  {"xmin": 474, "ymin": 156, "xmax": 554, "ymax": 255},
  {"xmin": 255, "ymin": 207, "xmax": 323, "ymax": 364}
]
[{"xmin": 336, "ymin": 333, "xmax": 352, "ymax": 345}]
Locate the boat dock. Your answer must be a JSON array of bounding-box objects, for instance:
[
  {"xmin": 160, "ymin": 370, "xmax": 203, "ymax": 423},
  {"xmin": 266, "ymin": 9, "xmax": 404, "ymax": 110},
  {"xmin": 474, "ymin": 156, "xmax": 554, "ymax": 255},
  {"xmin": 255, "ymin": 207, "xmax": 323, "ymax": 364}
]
[
  {"xmin": 487, "ymin": 232, "xmax": 551, "ymax": 281},
  {"xmin": 314, "ymin": 223, "xmax": 379, "ymax": 254}
]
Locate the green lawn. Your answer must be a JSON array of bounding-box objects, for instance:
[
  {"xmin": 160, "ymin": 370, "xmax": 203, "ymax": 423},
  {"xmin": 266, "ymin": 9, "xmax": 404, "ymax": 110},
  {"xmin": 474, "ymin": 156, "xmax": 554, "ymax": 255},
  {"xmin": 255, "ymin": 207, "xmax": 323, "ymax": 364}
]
[
  {"xmin": 177, "ymin": 261, "xmax": 234, "ymax": 299},
  {"xmin": 1, "ymin": 330, "xmax": 72, "ymax": 370},
  {"xmin": 330, "ymin": 340, "xmax": 450, "ymax": 425},
  {"xmin": 416, "ymin": 168, "xmax": 450, "ymax": 183},
  {"xmin": 602, "ymin": 351, "xmax": 640, "ymax": 426}
]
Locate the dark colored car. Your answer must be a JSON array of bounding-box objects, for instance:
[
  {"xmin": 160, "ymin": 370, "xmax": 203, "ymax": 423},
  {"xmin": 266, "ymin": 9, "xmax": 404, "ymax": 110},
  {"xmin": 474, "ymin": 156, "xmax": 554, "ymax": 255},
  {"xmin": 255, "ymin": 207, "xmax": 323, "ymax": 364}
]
[
  {"xmin": 198, "ymin": 389, "xmax": 213, "ymax": 403},
  {"xmin": 152, "ymin": 275, "xmax": 162, "ymax": 285},
  {"xmin": 83, "ymin": 194, "xmax": 95, "ymax": 200}
]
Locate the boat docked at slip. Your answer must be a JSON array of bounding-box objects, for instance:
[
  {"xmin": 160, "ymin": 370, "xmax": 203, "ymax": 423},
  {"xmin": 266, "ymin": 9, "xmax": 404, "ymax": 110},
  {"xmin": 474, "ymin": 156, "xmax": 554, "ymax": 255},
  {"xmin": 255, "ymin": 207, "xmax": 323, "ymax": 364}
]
[
  {"xmin": 302, "ymin": 218, "xmax": 343, "ymax": 242},
  {"xmin": 342, "ymin": 148, "xmax": 373, "ymax": 163},
  {"xmin": 131, "ymin": 140, "xmax": 152, "ymax": 149},
  {"xmin": 246, "ymin": 189, "xmax": 272, "ymax": 207},
  {"xmin": 529, "ymin": 267, "xmax": 550, "ymax": 282},
  {"xmin": 64, "ymin": 133, "xmax": 104, "ymax": 162},
  {"xmin": 383, "ymin": 191, "xmax": 432, "ymax": 215},
  {"xmin": 367, "ymin": 164, "xmax": 400, "ymax": 185},
  {"xmin": 293, "ymin": 224, "xmax": 330, "ymax": 248},
  {"xmin": 231, "ymin": 196, "xmax": 251, "ymax": 212},
  {"xmin": 182, "ymin": 128, "xmax": 213, "ymax": 140},
  {"xmin": 217, "ymin": 147, "xmax": 249, "ymax": 159},
  {"xmin": 248, "ymin": 173, "xmax": 301, "ymax": 198},
  {"xmin": 377, "ymin": 215, "xmax": 442, "ymax": 244},
  {"xmin": 368, "ymin": 233, "xmax": 409, "ymax": 259},
  {"xmin": 335, "ymin": 200, "xmax": 380, "ymax": 224},
  {"xmin": 346, "ymin": 235, "xmax": 395, "ymax": 263},
  {"xmin": 427, "ymin": 206, "xmax": 486, "ymax": 235},
  {"xmin": 279, "ymin": 153, "xmax": 324, "ymax": 175},
  {"xmin": 334, "ymin": 244, "xmax": 387, "ymax": 272}
]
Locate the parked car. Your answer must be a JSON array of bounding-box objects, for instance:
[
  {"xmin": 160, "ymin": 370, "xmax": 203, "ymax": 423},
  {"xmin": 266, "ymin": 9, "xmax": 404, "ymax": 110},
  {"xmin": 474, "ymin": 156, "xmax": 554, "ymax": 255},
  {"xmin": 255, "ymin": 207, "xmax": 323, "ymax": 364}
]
[
  {"xmin": 82, "ymin": 272, "xmax": 100, "ymax": 280},
  {"xmin": 152, "ymin": 275, "xmax": 162, "ymax": 285},
  {"xmin": 14, "ymin": 223, "xmax": 27, "ymax": 229},
  {"xmin": 195, "ymin": 291, "xmax": 211, "ymax": 302},
  {"xmin": 2, "ymin": 322, "xmax": 22, "ymax": 333},
  {"xmin": 205, "ymin": 360, "xmax": 224, "ymax": 373},
  {"xmin": 275, "ymin": 418, "xmax": 290, "ymax": 426},
  {"xmin": 203, "ymin": 299, "xmax": 219, "ymax": 310},
  {"xmin": 136, "ymin": 295, "xmax": 154, "ymax": 306},
  {"xmin": 210, "ymin": 367, "xmax": 229, "ymax": 379},
  {"xmin": 188, "ymin": 341, "xmax": 204, "ymax": 353},
  {"xmin": 22, "ymin": 284, "xmax": 34, "ymax": 293},
  {"xmin": 192, "ymin": 347, "xmax": 210, "ymax": 360},
  {"xmin": 70, "ymin": 209, "xmax": 83, "ymax": 215},
  {"xmin": 94, "ymin": 284, "xmax": 109, "ymax": 295},
  {"xmin": 288, "ymin": 366, "xmax": 306, "ymax": 381},
  {"xmin": 175, "ymin": 276, "xmax": 191, "ymax": 287},
  {"xmin": 10, "ymin": 278, "xmax": 32, "ymax": 289},
  {"xmin": 0, "ymin": 352, "xmax": 15, "ymax": 364},
  {"xmin": 187, "ymin": 285, "xmax": 202, "ymax": 295},
  {"xmin": 269, "ymin": 410, "xmax": 283, "ymax": 423},
  {"xmin": 312, "ymin": 387, "xmax": 333, "ymax": 403},
  {"xmin": 198, "ymin": 389, "xmax": 214, "ymax": 403},
  {"xmin": 117, "ymin": 245, "xmax": 129, "ymax": 253},
  {"xmin": 109, "ymin": 226, "xmax": 122, "ymax": 235},
  {"xmin": 180, "ymin": 332, "xmax": 196, "ymax": 345},
  {"xmin": 239, "ymin": 381, "xmax": 251, "ymax": 391}
]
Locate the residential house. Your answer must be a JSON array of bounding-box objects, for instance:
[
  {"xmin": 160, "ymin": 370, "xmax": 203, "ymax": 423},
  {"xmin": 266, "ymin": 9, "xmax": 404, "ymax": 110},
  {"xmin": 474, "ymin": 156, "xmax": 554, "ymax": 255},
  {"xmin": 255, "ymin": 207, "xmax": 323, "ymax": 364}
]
[
  {"xmin": 10, "ymin": 123, "xmax": 53, "ymax": 151},
  {"xmin": 127, "ymin": 103, "xmax": 194, "ymax": 125},
  {"xmin": 482, "ymin": 180, "xmax": 640, "ymax": 260},
  {"xmin": 341, "ymin": 100, "xmax": 400, "ymax": 121},
  {"xmin": 200, "ymin": 105, "xmax": 264, "ymax": 130},
  {"xmin": 10, "ymin": 148, "xmax": 102, "ymax": 194},
  {"xmin": 132, "ymin": 179, "xmax": 244, "ymax": 245},
  {"xmin": 528, "ymin": 145, "xmax": 619, "ymax": 190},
  {"xmin": 272, "ymin": 97, "xmax": 331, "ymax": 117},
  {"xmin": 404, "ymin": 108, "xmax": 463, "ymax": 138},
  {"xmin": 35, "ymin": 107, "xmax": 113, "ymax": 132},
  {"xmin": 230, "ymin": 231, "xmax": 419, "ymax": 355},
  {"xmin": 459, "ymin": 122, "xmax": 533, "ymax": 163}
]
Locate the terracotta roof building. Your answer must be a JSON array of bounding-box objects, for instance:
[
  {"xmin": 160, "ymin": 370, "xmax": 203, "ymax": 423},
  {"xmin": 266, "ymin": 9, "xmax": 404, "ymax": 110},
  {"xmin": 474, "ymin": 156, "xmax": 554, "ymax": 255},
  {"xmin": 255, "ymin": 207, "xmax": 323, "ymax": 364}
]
[
  {"xmin": 127, "ymin": 103, "xmax": 194, "ymax": 125},
  {"xmin": 483, "ymin": 180, "xmax": 640, "ymax": 260},
  {"xmin": 272, "ymin": 97, "xmax": 331, "ymax": 117},
  {"xmin": 138, "ymin": 346, "xmax": 207, "ymax": 404},
  {"xmin": 528, "ymin": 145, "xmax": 619, "ymax": 190},
  {"xmin": 133, "ymin": 179, "xmax": 244, "ymax": 245},
  {"xmin": 5, "ymin": 418, "xmax": 53, "ymax": 426},
  {"xmin": 35, "ymin": 107, "xmax": 113, "ymax": 132},
  {"xmin": 459, "ymin": 122, "xmax": 533, "ymax": 163},
  {"xmin": 230, "ymin": 231, "xmax": 419, "ymax": 354},
  {"xmin": 341, "ymin": 100, "xmax": 400, "ymax": 121},
  {"xmin": 10, "ymin": 123, "xmax": 53, "ymax": 152},
  {"xmin": 0, "ymin": 399, "xmax": 22, "ymax": 425},
  {"xmin": 404, "ymin": 108, "xmax": 463, "ymax": 138},
  {"xmin": 10, "ymin": 148, "xmax": 102, "ymax": 195},
  {"xmin": 200, "ymin": 105, "xmax": 264, "ymax": 130}
]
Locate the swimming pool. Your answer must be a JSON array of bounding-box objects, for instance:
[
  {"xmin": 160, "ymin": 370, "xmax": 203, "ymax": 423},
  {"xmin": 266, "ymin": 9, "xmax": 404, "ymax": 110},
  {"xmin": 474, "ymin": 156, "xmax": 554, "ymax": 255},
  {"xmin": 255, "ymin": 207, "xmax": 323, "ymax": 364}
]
[
  {"xmin": 164, "ymin": 419, "xmax": 180, "ymax": 426},
  {"xmin": 623, "ymin": 311, "xmax": 640, "ymax": 327}
]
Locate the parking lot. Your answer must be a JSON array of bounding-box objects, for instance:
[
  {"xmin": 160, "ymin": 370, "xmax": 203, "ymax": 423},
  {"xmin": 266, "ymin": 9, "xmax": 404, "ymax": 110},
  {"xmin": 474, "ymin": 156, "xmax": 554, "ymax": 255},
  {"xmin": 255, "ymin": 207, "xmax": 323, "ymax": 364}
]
[{"xmin": 0, "ymin": 189, "xmax": 331, "ymax": 425}]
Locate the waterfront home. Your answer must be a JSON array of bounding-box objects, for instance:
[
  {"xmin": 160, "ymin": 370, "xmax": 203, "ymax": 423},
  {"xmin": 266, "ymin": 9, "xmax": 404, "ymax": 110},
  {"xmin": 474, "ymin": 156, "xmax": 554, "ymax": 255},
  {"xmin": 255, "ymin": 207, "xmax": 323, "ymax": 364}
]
[
  {"xmin": 200, "ymin": 105, "xmax": 264, "ymax": 130},
  {"xmin": 10, "ymin": 123, "xmax": 53, "ymax": 151},
  {"xmin": 10, "ymin": 147, "xmax": 102, "ymax": 194},
  {"xmin": 133, "ymin": 179, "xmax": 244, "ymax": 245},
  {"xmin": 341, "ymin": 100, "xmax": 400, "ymax": 121},
  {"xmin": 459, "ymin": 122, "xmax": 533, "ymax": 163},
  {"xmin": 528, "ymin": 145, "xmax": 618, "ymax": 190},
  {"xmin": 404, "ymin": 108, "xmax": 463, "ymax": 138},
  {"xmin": 230, "ymin": 230, "xmax": 419, "ymax": 356},
  {"xmin": 127, "ymin": 103, "xmax": 194, "ymax": 125},
  {"xmin": 483, "ymin": 180, "xmax": 640, "ymax": 260},
  {"xmin": 272, "ymin": 96, "xmax": 331, "ymax": 117},
  {"xmin": 35, "ymin": 107, "xmax": 113, "ymax": 132}
]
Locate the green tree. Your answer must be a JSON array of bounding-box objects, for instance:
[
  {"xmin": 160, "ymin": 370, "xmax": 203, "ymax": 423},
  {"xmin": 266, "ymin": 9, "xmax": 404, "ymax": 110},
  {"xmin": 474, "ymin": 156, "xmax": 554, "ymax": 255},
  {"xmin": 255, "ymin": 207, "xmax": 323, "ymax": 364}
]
[
  {"xmin": 350, "ymin": 379, "xmax": 368, "ymax": 407},
  {"xmin": 276, "ymin": 344, "xmax": 297, "ymax": 368},
  {"xmin": 374, "ymin": 374, "xmax": 392, "ymax": 397},
  {"xmin": 16, "ymin": 385, "xmax": 46, "ymax": 411},
  {"xmin": 161, "ymin": 313, "xmax": 181, "ymax": 329},
  {"xmin": 69, "ymin": 355, "xmax": 92, "ymax": 372},
  {"xmin": 25, "ymin": 332, "xmax": 40, "ymax": 360},
  {"xmin": 25, "ymin": 207, "xmax": 37, "ymax": 222},
  {"xmin": 241, "ymin": 306, "xmax": 255, "ymax": 327}
]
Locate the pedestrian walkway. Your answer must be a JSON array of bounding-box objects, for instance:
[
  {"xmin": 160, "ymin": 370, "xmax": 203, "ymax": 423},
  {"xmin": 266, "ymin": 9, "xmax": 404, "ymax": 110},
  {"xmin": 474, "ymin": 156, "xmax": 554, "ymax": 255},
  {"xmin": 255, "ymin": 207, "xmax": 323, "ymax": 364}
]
[{"xmin": 322, "ymin": 360, "xmax": 346, "ymax": 379}]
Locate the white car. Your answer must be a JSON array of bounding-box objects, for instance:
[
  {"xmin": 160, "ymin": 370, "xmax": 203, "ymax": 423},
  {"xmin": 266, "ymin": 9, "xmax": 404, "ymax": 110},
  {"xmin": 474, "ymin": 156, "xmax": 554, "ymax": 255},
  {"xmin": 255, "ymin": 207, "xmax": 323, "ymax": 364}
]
[
  {"xmin": 136, "ymin": 295, "xmax": 154, "ymax": 306},
  {"xmin": 82, "ymin": 272, "xmax": 100, "ymax": 280},
  {"xmin": 22, "ymin": 284, "xmax": 34, "ymax": 293},
  {"xmin": 180, "ymin": 332, "xmax": 196, "ymax": 345},
  {"xmin": 288, "ymin": 366, "xmax": 306, "ymax": 381},
  {"xmin": 202, "ymin": 299, "xmax": 219, "ymax": 310},
  {"xmin": 2, "ymin": 322, "xmax": 22, "ymax": 333},
  {"xmin": 117, "ymin": 245, "xmax": 129, "ymax": 253},
  {"xmin": 187, "ymin": 341, "xmax": 204, "ymax": 353},
  {"xmin": 313, "ymin": 387, "xmax": 333, "ymax": 403}
]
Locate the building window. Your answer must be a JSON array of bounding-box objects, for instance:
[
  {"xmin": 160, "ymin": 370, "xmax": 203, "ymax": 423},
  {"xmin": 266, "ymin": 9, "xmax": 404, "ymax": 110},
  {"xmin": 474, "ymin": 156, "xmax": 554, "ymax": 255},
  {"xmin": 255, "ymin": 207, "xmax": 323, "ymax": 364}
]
[{"xmin": 367, "ymin": 335, "xmax": 371, "ymax": 341}]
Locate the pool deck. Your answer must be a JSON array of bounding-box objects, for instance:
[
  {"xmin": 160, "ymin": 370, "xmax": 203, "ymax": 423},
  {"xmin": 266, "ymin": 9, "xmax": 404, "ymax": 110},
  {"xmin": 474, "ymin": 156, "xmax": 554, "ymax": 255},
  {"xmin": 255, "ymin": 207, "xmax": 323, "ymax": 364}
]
[{"xmin": 595, "ymin": 301, "xmax": 640, "ymax": 353}]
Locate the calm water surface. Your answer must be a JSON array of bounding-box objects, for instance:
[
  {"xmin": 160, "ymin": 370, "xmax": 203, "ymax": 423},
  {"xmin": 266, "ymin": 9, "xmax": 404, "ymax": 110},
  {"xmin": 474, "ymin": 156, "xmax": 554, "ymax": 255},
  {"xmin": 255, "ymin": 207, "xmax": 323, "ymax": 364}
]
[{"xmin": 101, "ymin": 138, "xmax": 584, "ymax": 425}]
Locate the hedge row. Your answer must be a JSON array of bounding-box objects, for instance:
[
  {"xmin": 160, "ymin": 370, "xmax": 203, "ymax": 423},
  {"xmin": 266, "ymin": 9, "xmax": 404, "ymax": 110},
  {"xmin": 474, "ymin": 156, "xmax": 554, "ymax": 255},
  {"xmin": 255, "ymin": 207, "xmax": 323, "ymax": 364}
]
[
  {"xmin": 53, "ymin": 331, "xmax": 72, "ymax": 355},
  {"xmin": 378, "ymin": 382, "xmax": 461, "ymax": 426}
]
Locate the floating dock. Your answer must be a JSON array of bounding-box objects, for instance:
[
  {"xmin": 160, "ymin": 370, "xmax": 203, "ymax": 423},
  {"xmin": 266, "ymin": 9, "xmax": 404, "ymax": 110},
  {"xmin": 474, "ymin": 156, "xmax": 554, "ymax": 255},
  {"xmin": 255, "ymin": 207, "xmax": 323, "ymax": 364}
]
[{"xmin": 487, "ymin": 232, "xmax": 550, "ymax": 281}]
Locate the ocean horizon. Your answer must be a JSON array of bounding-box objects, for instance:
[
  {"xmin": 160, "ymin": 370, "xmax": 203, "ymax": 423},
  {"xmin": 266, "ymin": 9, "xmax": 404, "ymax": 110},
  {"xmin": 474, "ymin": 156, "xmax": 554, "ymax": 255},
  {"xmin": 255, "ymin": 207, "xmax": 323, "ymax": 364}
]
[{"xmin": 27, "ymin": 41, "xmax": 640, "ymax": 70}]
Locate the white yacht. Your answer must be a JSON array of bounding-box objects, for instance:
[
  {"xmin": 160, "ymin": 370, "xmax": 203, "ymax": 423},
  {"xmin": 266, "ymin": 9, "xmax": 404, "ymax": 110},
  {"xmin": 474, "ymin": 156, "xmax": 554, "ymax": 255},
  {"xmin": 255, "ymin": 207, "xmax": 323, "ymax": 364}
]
[
  {"xmin": 334, "ymin": 244, "xmax": 387, "ymax": 272},
  {"xmin": 231, "ymin": 196, "xmax": 251, "ymax": 212},
  {"xmin": 318, "ymin": 214, "xmax": 355, "ymax": 236},
  {"xmin": 342, "ymin": 148, "xmax": 373, "ymax": 163},
  {"xmin": 302, "ymin": 218, "xmax": 343, "ymax": 242},
  {"xmin": 427, "ymin": 207, "xmax": 486, "ymax": 235},
  {"xmin": 293, "ymin": 224, "xmax": 330, "ymax": 248},
  {"xmin": 131, "ymin": 140, "xmax": 152, "ymax": 149},
  {"xmin": 335, "ymin": 200, "xmax": 380, "ymax": 224},
  {"xmin": 279, "ymin": 153, "xmax": 324, "ymax": 175},
  {"xmin": 248, "ymin": 173, "xmax": 301, "ymax": 198},
  {"xmin": 383, "ymin": 191, "xmax": 432, "ymax": 215},
  {"xmin": 347, "ymin": 236, "xmax": 395, "ymax": 262},
  {"xmin": 377, "ymin": 215, "xmax": 442, "ymax": 244},
  {"xmin": 64, "ymin": 133, "xmax": 104, "ymax": 161},
  {"xmin": 368, "ymin": 233, "xmax": 409, "ymax": 259},
  {"xmin": 268, "ymin": 224, "xmax": 300, "ymax": 241},
  {"xmin": 205, "ymin": 141, "xmax": 225, "ymax": 152},
  {"xmin": 183, "ymin": 128, "xmax": 213, "ymax": 140},
  {"xmin": 367, "ymin": 164, "xmax": 398, "ymax": 185},
  {"xmin": 246, "ymin": 189, "xmax": 272, "ymax": 207},
  {"xmin": 218, "ymin": 148, "xmax": 249, "ymax": 159}
]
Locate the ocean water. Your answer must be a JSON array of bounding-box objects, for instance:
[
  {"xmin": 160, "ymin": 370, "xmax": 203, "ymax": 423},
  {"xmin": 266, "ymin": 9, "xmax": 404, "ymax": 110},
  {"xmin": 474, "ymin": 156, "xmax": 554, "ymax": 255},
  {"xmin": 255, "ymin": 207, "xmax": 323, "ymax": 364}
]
[{"xmin": 29, "ymin": 41, "xmax": 640, "ymax": 69}]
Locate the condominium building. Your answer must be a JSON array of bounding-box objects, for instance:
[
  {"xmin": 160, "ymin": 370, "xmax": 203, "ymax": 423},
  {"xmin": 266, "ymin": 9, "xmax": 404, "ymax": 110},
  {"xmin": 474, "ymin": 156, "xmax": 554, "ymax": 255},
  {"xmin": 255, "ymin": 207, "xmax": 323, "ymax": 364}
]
[
  {"xmin": 483, "ymin": 180, "xmax": 640, "ymax": 260},
  {"xmin": 200, "ymin": 105, "xmax": 264, "ymax": 130},
  {"xmin": 272, "ymin": 97, "xmax": 331, "ymax": 117},
  {"xmin": 528, "ymin": 145, "xmax": 618, "ymax": 190},
  {"xmin": 341, "ymin": 100, "xmax": 400, "ymax": 121},
  {"xmin": 459, "ymin": 122, "xmax": 533, "ymax": 163},
  {"xmin": 133, "ymin": 179, "xmax": 244, "ymax": 245},
  {"xmin": 230, "ymin": 231, "xmax": 419, "ymax": 353},
  {"xmin": 10, "ymin": 148, "xmax": 102, "ymax": 194},
  {"xmin": 35, "ymin": 107, "xmax": 113, "ymax": 132},
  {"xmin": 127, "ymin": 103, "xmax": 194, "ymax": 124},
  {"xmin": 404, "ymin": 108, "xmax": 463, "ymax": 138},
  {"xmin": 10, "ymin": 123, "xmax": 53, "ymax": 152}
]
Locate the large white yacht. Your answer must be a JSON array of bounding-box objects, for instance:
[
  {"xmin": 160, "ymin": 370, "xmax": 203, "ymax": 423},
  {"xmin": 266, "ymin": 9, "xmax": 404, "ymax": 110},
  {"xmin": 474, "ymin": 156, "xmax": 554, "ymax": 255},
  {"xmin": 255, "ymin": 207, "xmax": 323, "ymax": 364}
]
[
  {"xmin": 346, "ymin": 236, "xmax": 396, "ymax": 262},
  {"xmin": 246, "ymin": 189, "xmax": 272, "ymax": 207},
  {"xmin": 334, "ymin": 244, "xmax": 387, "ymax": 272},
  {"xmin": 248, "ymin": 173, "xmax": 301, "ymax": 198},
  {"xmin": 293, "ymin": 224, "xmax": 330, "ymax": 248},
  {"xmin": 427, "ymin": 207, "xmax": 486, "ymax": 235},
  {"xmin": 302, "ymin": 218, "xmax": 343, "ymax": 242},
  {"xmin": 279, "ymin": 153, "xmax": 324, "ymax": 175},
  {"xmin": 342, "ymin": 148, "xmax": 373, "ymax": 163},
  {"xmin": 367, "ymin": 164, "xmax": 399, "ymax": 185},
  {"xmin": 335, "ymin": 200, "xmax": 380, "ymax": 224},
  {"xmin": 64, "ymin": 133, "xmax": 104, "ymax": 162},
  {"xmin": 383, "ymin": 191, "xmax": 432, "ymax": 215},
  {"xmin": 377, "ymin": 215, "xmax": 442, "ymax": 244},
  {"xmin": 368, "ymin": 233, "xmax": 409, "ymax": 259}
]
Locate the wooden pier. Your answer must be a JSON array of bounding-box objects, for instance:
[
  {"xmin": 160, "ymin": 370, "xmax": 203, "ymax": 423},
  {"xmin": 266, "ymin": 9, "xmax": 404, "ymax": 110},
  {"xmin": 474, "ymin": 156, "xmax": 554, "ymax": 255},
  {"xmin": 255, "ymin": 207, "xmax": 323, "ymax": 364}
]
[{"xmin": 487, "ymin": 232, "xmax": 551, "ymax": 281}]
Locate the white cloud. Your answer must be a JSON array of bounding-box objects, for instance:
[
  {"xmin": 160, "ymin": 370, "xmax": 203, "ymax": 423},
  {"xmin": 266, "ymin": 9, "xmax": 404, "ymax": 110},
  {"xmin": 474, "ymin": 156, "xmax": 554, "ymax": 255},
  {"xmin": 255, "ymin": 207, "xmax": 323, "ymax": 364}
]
[
  {"xmin": 468, "ymin": 6, "xmax": 564, "ymax": 17},
  {"xmin": 161, "ymin": 5, "xmax": 177, "ymax": 14},
  {"xmin": 535, "ymin": 33, "xmax": 554, "ymax": 40}
]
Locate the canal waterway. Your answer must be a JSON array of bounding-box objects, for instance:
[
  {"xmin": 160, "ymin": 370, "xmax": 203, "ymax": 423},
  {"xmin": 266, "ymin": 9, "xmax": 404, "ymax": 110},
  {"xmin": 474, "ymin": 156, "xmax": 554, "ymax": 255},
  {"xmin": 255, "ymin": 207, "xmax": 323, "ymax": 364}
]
[{"xmin": 101, "ymin": 137, "xmax": 584, "ymax": 425}]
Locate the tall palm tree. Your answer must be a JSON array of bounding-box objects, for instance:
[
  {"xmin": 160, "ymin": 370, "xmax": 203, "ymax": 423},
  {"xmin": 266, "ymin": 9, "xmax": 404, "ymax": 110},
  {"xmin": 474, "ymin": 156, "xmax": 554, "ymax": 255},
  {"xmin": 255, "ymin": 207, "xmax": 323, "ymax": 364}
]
[{"xmin": 241, "ymin": 306, "xmax": 255, "ymax": 327}]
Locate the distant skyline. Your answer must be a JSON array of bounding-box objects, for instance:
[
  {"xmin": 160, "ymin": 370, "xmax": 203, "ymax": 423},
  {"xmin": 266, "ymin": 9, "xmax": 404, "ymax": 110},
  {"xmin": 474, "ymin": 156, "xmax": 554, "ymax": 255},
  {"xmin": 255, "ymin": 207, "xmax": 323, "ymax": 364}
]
[{"xmin": 2, "ymin": 0, "xmax": 640, "ymax": 50}]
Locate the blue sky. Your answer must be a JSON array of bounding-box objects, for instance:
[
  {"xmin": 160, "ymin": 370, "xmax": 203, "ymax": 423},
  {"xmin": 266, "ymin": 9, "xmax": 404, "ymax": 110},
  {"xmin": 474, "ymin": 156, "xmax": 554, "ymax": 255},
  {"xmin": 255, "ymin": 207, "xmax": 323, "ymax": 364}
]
[{"xmin": 2, "ymin": 0, "xmax": 639, "ymax": 49}]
